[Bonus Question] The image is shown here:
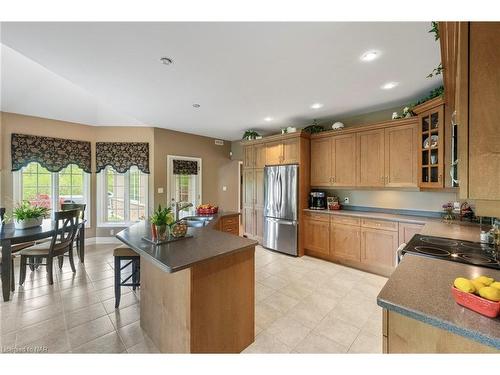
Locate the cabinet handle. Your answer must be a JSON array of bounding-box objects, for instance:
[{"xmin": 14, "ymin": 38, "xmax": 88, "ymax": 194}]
[{"xmin": 438, "ymin": 174, "xmax": 442, "ymax": 181}]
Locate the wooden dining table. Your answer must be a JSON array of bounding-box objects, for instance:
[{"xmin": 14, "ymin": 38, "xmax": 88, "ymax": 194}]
[{"xmin": 0, "ymin": 219, "xmax": 85, "ymax": 302}]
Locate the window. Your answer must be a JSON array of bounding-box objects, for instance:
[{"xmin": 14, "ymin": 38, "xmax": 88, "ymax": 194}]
[
  {"xmin": 167, "ymin": 156, "xmax": 202, "ymax": 218},
  {"xmin": 14, "ymin": 162, "xmax": 90, "ymax": 224},
  {"xmin": 98, "ymin": 166, "xmax": 148, "ymax": 226}
]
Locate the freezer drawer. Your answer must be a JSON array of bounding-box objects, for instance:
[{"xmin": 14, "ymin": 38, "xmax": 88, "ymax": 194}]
[{"xmin": 262, "ymin": 217, "xmax": 298, "ymax": 256}]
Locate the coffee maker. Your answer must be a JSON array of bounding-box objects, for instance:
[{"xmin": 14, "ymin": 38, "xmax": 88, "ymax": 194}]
[{"xmin": 309, "ymin": 190, "xmax": 327, "ymax": 210}]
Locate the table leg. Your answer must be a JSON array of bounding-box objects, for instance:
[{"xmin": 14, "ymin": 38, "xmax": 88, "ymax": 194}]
[
  {"xmin": 79, "ymin": 226, "xmax": 85, "ymax": 263},
  {"xmin": 1, "ymin": 240, "xmax": 12, "ymax": 302}
]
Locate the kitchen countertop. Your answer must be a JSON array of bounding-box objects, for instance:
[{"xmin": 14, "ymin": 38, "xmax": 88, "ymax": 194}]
[
  {"xmin": 116, "ymin": 212, "xmax": 257, "ymax": 273},
  {"xmin": 377, "ymin": 254, "xmax": 500, "ymax": 349},
  {"xmin": 303, "ymin": 208, "xmax": 482, "ymax": 242}
]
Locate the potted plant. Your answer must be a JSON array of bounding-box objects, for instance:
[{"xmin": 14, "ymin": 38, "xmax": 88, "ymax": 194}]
[
  {"xmin": 242, "ymin": 130, "xmax": 260, "ymax": 140},
  {"xmin": 4, "ymin": 201, "xmax": 50, "ymax": 230},
  {"xmin": 150, "ymin": 205, "xmax": 174, "ymax": 241}
]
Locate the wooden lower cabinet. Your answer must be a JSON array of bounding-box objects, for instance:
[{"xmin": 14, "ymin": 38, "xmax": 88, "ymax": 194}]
[
  {"xmin": 398, "ymin": 222, "xmax": 424, "ymax": 245},
  {"xmin": 303, "ymin": 216, "xmax": 330, "ymax": 255},
  {"xmin": 361, "ymin": 227, "xmax": 398, "ymax": 270},
  {"xmin": 330, "ymin": 222, "xmax": 361, "ymax": 262}
]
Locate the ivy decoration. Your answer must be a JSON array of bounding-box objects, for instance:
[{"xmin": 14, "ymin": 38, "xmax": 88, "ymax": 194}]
[
  {"xmin": 303, "ymin": 119, "xmax": 325, "ymax": 134},
  {"xmin": 242, "ymin": 130, "xmax": 260, "ymax": 140},
  {"xmin": 427, "ymin": 63, "xmax": 443, "ymax": 78},
  {"xmin": 429, "ymin": 21, "xmax": 440, "ymax": 41},
  {"xmin": 413, "ymin": 85, "xmax": 445, "ymax": 106}
]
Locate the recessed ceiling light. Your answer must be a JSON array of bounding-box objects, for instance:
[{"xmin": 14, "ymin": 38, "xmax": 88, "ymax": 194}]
[
  {"xmin": 160, "ymin": 57, "xmax": 173, "ymax": 65},
  {"xmin": 361, "ymin": 51, "xmax": 379, "ymax": 62},
  {"xmin": 310, "ymin": 103, "xmax": 324, "ymax": 109},
  {"xmin": 264, "ymin": 117, "xmax": 273, "ymax": 122},
  {"xmin": 192, "ymin": 103, "xmax": 200, "ymax": 108},
  {"xmin": 381, "ymin": 82, "xmax": 399, "ymax": 90}
]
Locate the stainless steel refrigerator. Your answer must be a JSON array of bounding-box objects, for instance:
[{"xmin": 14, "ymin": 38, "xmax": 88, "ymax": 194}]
[{"xmin": 263, "ymin": 164, "xmax": 298, "ymax": 256}]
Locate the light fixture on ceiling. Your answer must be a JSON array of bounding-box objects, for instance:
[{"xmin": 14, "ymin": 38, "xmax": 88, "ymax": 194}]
[
  {"xmin": 160, "ymin": 57, "xmax": 173, "ymax": 65},
  {"xmin": 193, "ymin": 103, "xmax": 201, "ymax": 108},
  {"xmin": 381, "ymin": 82, "xmax": 399, "ymax": 90},
  {"xmin": 310, "ymin": 103, "xmax": 324, "ymax": 109},
  {"xmin": 264, "ymin": 117, "xmax": 273, "ymax": 122},
  {"xmin": 360, "ymin": 50, "xmax": 379, "ymax": 62}
]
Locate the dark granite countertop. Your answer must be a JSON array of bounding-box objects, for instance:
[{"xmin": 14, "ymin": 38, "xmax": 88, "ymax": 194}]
[
  {"xmin": 115, "ymin": 212, "xmax": 257, "ymax": 273},
  {"xmin": 377, "ymin": 254, "xmax": 500, "ymax": 349}
]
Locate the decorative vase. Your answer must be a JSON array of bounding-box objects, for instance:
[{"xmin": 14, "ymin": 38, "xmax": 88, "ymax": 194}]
[
  {"xmin": 14, "ymin": 217, "xmax": 43, "ymax": 230},
  {"xmin": 443, "ymin": 209, "xmax": 455, "ymax": 222},
  {"xmin": 151, "ymin": 223, "xmax": 158, "ymax": 241},
  {"xmin": 171, "ymin": 221, "xmax": 188, "ymax": 238},
  {"xmin": 156, "ymin": 224, "xmax": 169, "ymax": 241}
]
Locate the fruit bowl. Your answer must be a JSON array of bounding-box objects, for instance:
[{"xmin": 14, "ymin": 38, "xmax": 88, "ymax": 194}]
[
  {"xmin": 196, "ymin": 206, "xmax": 218, "ymax": 215},
  {"xmin": 451, "ymin": 286, "xmax": 500, "ymax": 318}
]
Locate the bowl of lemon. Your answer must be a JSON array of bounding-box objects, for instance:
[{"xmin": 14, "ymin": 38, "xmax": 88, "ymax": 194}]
[{"xmin": 452, "ymin": 276, "xmax": 500, "ymax": 318}]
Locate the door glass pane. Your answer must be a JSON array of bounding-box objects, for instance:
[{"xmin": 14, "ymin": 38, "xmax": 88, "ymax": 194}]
[
  {"xmin": 129, "ymin": 166, "xmax": 147, "ymax": 222},
  {"xmin": 21, "ymin": 162, "xmax": 52, "ymax": 212}
]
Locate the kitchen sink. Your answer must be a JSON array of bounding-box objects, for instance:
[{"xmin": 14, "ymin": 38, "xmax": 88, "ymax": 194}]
[{"xmin": 183, "ymin": 216, "xmax": 214, "ymax": 227}]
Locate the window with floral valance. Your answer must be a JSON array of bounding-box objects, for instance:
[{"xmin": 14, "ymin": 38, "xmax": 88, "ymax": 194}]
[
  {"xmin": 11, "ymin": 133, "xmax": 91, "ymax": 173},
  {"xmin": 95, "ymin": 142, "xmax": 150, "ymax": 174},
  {"xmin": 173, "ymin": 159, "xmax": 199, "ymax": 175}
]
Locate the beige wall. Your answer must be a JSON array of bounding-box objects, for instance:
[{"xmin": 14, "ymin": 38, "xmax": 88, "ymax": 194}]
[{"xmin": 153, "ymin": 128, "xmax": 238, "ymax": 212}]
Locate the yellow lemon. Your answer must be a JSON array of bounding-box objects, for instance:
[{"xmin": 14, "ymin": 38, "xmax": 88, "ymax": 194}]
[
  {"xmin": 490, "ymin": 281, "xmax": 500, "ymax": 291},
  {"xmin": 474, "ymin": 276, "xmax": 494, "ymax": 286},
  {"xmin": 454, "ymin": 277, "xmax": 475, "ymax": 293},
  {"xmin": 478, "ymin": 286, "xmax": 500, "ymax": 302},
  {"xmin": 471, "ymin": 280, "xmax": 486, "ymax": 294}
]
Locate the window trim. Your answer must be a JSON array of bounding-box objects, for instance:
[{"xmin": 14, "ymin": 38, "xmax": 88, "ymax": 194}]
[
  {"xmin": 97, "ymin": 166, "xmax": 149, "ymax": 227},
  {"xmin": 166, "ymin": 155, "xmax": 202, "ymax": 208},
  {"xmin": 13, "ymin": 163, "xmax": 91, "ymax": 228}
]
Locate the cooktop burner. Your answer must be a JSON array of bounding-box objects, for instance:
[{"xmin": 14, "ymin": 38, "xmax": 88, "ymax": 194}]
[
  {"xmin": 402, "ymin": 234, "xmax": 499, "ymax": 270},
  {"xmin": 420, "ymin": 236, "xmax": 459, "ymax": 247},
  {"xmin": 414, "ymin": 246, "xmax": 451, "ymax": 257}
]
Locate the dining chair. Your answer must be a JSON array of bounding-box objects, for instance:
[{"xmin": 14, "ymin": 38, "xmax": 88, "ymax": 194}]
[
  {"xmin": 18, "ymin": 209, "xmax": 80, "ymax": 285},
  {"xmin": 0, "ymin": 207, "xmax": 5, "ymax": 222},
  {"xmin": 61, "ymin": 203, "xmax": 86, "ymax": 264}
]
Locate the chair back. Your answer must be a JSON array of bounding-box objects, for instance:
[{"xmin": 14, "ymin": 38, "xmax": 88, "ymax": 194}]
[
  {"xmin": 61, "ymin": 203, "xmax": 86, "ymax": 220},
  {"xmin": 0, "ymin": 207, "xmax": 5, "ymax": 223},
  {"xmin": 49, "ymin": 209, "xmax": 80, "ymax": 257}
]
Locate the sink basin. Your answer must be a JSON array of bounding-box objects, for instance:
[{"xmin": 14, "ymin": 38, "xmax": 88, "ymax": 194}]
[
  {"xmin": 185, "ymin": 215, "xmax": 214, "ymax": 222},
  {"xmin": 183, "ymin": 216, "xmax": 213, "ymax": 228}
]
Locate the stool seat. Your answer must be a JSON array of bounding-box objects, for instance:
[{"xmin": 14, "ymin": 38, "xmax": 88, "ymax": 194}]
[{"xmin": 113, "ymin": 247, "xmax": 139, "ymax": 257}]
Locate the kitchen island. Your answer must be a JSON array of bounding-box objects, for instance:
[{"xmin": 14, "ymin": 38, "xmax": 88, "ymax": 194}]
[
  {"xmin": 377, "ymin": 254, "xmax": 500, "ymax": 353},
  {"xmin": 116, "ymin": 212, "xmax": 257, "ymax": 353}
]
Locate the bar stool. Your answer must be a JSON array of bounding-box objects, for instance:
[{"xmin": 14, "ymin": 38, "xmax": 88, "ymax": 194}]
[{"xmin": 113, "ymin": 246, "xmax": 140, "ymax": 308}]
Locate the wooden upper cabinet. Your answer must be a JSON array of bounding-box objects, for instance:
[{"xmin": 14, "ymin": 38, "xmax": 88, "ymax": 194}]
[
  {"xmin": 360, "ymin": 227, "xmax": 398, "ymax": 269},
  {"xmin": 357, "ymin": 129, "xmax": 385, "ymax": 187},
  {"xmin": 282, "ymin": 138, "xmax": 299, "ymax": 164},
  {"xmin": 265, "ymin": 141, "xmax": 283, "ymax": 165},
  {"xmin": 311, "ymin": 137, "xmax": 332, "ymax": 186},
  {"xmin": 330, "ymin": 222, "xmax": 361, "ymax": 262},
  {"xmin": 243, "ymin": 145, "xmax": 255, "ymax": 168},
  {"xmin": 384, "ymin": 123, "xmax": 418, "ymax": 188},
  {"xmin": 254, "ymin": 144, "xmax": 266, "ymax": 169},
  {"xmin": 332, "ymin": 134, "xmax": 357, "ymax": 187}
]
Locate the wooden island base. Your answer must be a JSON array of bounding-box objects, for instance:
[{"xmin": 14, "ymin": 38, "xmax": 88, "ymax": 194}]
[{"xmin": 140, "ymin": 246, "xmax": 255, "ymax": 353}]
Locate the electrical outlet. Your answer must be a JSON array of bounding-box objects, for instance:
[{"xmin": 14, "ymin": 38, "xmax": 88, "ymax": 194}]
[
  {"xmin": 222, "ymin": 186, "xmax": 227, "ymax": 191},
  {"xmin": 110, "ymin": 229, "xmax": 114, "ymax": 235},
  {"xmin": 344, "ymin": 197, "xmax": 350, "ymax": 204},
  {"xmin": 157, "ymin": 187, "xmax": 164, "ymax": 194}
]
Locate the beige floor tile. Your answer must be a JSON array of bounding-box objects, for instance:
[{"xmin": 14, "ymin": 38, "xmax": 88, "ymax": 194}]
[
  {"xmin": 261, "ymin": 291, "xmax": 299, "ymax": 314},
  {"xmin": 15, "ymin": 316, "xmax": 67, "ymax": 347},
  {"xmin": 328, "ymin": 301, "xmax": 374, "ymax": 329},
  {"xmin": 16, "ymin": 303, "xmax": 65, "ymax": 329},
  {"xmin": 67, "ymin": 315, "xmax": 115, "ymax": 348},
  {"xmin": 108, "ymin": 303, "xmax": 140, "ymax": 329},
  {"xmin": 259, "ymin": 274, "xmax": 290, "ymax": 290},
  {"xmin": 255, "ymin": 282, "xmax": 275, "ymax": 302},
  {"xmin": 360, "ymin": 310, "xmax": 383, "ymax": 336},
  {"xmin": 255, "ymin": 301, "xmax": 283, "ymax": 329},
  {"xmin": 92, "ymin": 276, "xmax": 116, "ymax": 291},
  {"xmin": 102, "ymin": 291, "xmax": 140, "ymax": 313},
  {"xmin": 65, "ymin": 302, "xmax": 108, "ymax": 329},
  {"xmin": 294, "ymin": 332, "xmax": 348, "ymax": 353},
  {"xmin": 313, "ymin": 314, "xmax": 361, "ymax": 347},
  {"xmin": 348, "ymin": 331, "xmax": 382, "ymax": 353},
  {"xmin": 278, "ymin": 281, "xmax": 314, "ymax": 300},
  {"xmin": 0, "ymin": 332, "xmax": 17, "ymax": 351},
  {"xmin": 126, "ymin": 335, "xmax": 159, "ymax": 353},
  {"xmin": 74, "ymin": 331, "xmax": 126, "ymax": 353},
  {"xmin": 242, "ymin": 331, "xmax": 290, "ymax": 353},
  {"xmin": 283, "ymin": 293, "xmax": 337, "ymax": 329},
  {"xmin": 61, "ymin": 292, "xmax": 101, "ymax": 312},
  {"xmin": 265, "ymin": 315, "xmax": 311, "ymax": 348},
  {"xmin": 116, "ymin": 320, "xmax": 149, "ymax": 348}
]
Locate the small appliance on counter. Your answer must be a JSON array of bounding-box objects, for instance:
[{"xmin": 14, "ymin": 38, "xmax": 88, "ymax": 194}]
[
  {"xmin": 327, "ymin": 195, "xmax": 341, "ymax": 210},
  {"xmin": 309, "ymin": 190, "xmax": 327, "ymax": 210}
]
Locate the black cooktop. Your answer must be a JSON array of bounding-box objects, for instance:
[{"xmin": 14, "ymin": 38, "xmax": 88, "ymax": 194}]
[{"xmin": 402, "ymin": 234, "xmax": 499, "ymax": 270}]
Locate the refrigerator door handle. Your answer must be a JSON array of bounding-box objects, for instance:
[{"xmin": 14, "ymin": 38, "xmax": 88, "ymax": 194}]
[{"xmin": 266, "ymin": 218, "xmax": 296, "ymax": 225}]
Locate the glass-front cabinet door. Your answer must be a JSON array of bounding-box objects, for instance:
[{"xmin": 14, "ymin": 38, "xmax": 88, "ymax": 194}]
[{"xmin": 418, "ymin": 104, "xmax": 444, "ymax": 188}]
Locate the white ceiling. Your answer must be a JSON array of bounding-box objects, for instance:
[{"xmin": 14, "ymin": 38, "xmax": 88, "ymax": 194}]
[{"xmin": 0, "ymin": 22, "xmax": 442, "ymax": 140}]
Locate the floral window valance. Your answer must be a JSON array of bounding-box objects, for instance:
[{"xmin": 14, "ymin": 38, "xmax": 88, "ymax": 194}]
[
  {"xmin": 96, "ymin": 142, "xmax": 150, "ymax": 174},
  {"xmin": 11, "ymin": 133, "xmax": 91, "ymax": 173},
  {"xmin": 173, "ymin": 159, "xmax": 198, "ymax": 175}
]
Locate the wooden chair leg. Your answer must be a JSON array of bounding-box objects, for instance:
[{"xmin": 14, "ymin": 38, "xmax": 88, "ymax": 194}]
[
  {"xmin": 132, "ymin": 260, "xmax": 137, "ymax": 291},
  {"xmin": 58, "ymin": 256, "xmax": 64, "ymax": 269},
  {"xmin": 10, "ymin": 258, "xmax": 15, "ymax": 292},
  {"xmin": 68, "ymin": 247, "xmax": 76, "ymax": 273},
  {"xmin": 46, "ymin": 257, "xmax": 54, "ymax": 285},
  {"xmin": 29, "ymin": 256, "xmax": 35, "ymax": 272},
  {"xmin": 19, "ymin": 255, "xmax": 27, "ymax": 285},
  {"xmin": 114, "ymin": 256, "xmax": 121, "ymax": 308}
]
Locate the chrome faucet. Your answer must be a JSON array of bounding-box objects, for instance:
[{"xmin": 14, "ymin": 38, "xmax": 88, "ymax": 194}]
[{"xmin": 171, "ymin": 200, "xmax": 193, "ymax": 221}]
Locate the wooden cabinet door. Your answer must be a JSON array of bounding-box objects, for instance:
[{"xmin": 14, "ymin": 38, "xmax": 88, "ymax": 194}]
[
  {"xmin": 398, "ymin": 223, "xmax": 424, "ymax": 245},
  {"xmin": 418, "ymin": 106, "xmax": 445, "ymax": 188},
  {"xmin": 282, "ymin": 138, "xmax": 299, "ymax": 164},
  {"xmin": 384, "ymin": 124, "xmax": 418, "ymax": 188},
  {"xmin": 330, "ymin": 223, "xmax": 361, "ymax": 261},
  {"xmin": 357, "ymin": 129, "xmax": 385, "ymax": 187},
  {"xmin": 254, "ymin": 169, "xmax": 264, "ymax": 208},
  {"xmin": 242, "ymin": 169, "xmax": 255, "ymax": 237},
  {"xmin": 266, "ymin": 141, "xmax": 283, "ymax": 165},
  {"xmin": 361, "ymin": 228, "xmax": 399, "ymax": 269},
  {"xmin": 303, "ymin": 217, "xmax": 330, "ymax": 255},
  {"xmin": 243, "ymin": 145, "xmax": 255, "ymax": 168},
  {"xmin": 332, "ymin": 134, "xmax": 357, "ymax": 187},
  {"xmin": 254, "ymin": 207, "xmax": 264, "ymax": 243},
  {"xmin": 311, "ymin": 137, "xmax": 332, "ymax": 186},
  {"xmin": 242, "ymin": 207, "xmax": 254, "ymax": 238},
  {"xmin": 254, "ymin": 144, "xmax": 266, "ymax": 169}
]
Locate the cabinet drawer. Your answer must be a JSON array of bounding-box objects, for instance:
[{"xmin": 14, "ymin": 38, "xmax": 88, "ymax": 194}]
[
  {"xmin": 223, "ymin": 223, "xmax": 239, "ymax": 235},
  {"xmin": 361, "ymin": 218, "xmax": 398, "ymax": 232},
  {"xmin": 303, "ymin": 211, "xmax": 329, "ymax": 222},
  {"xmin": 221, "ymin": 215, "xmax": 239, "ymax": 226},
  {"xmin": 330, "ymin": 215, "xmax": 360, "ymax": 226}
]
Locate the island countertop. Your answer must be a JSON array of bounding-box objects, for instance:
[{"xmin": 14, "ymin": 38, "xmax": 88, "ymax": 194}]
[
  {"xmin": 116, "ymin": 212, "xmax": 257, "ymax": 273},
  {"xmin": 377, "ymin": 254, "xmax": 500, "ymax": 350}
]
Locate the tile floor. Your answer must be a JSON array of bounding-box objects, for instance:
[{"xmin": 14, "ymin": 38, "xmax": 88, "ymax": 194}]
[{"xmin": 1, "ymin": 239, "xmax": 387, "ymax": 354}]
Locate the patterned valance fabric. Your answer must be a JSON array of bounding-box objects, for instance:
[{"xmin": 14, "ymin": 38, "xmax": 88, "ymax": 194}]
[
  {"xmin": 11, "ymin": 133, "xmax": 91, "ymax": 173},
  {"xmin": 173, "ymin": 159, "xmax": 198, "ymax": 175},
  {"xmin": 96, "ymin": 142, "xmax": 150, "ymax": 174}
]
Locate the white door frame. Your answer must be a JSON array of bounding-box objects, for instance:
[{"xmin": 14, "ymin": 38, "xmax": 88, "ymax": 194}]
[{"xmin": 166, "ymin": 155, "xmax": 202, "ymax": 205}]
